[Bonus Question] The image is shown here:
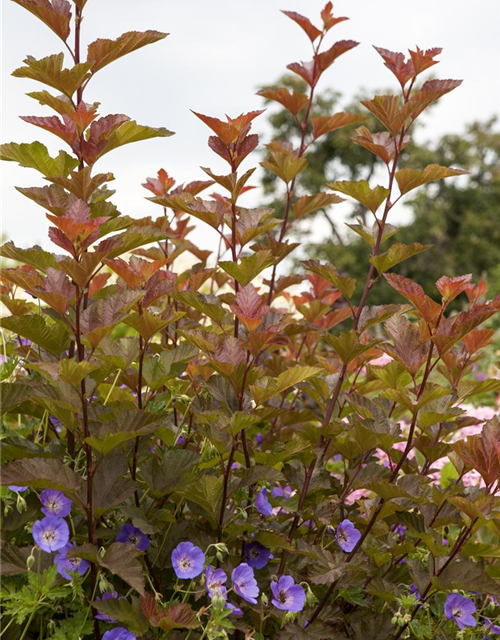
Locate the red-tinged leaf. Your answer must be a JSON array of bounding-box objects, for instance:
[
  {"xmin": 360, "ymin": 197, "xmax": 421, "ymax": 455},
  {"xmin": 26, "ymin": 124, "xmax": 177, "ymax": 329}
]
[
  {"xmin": 462, "ymin": 329, "xmax": 495, "ymax": 355},
  {"xmin": 142, "ymin": 169, "xmax": 176, "ymax": 196},
  {"xmin": 408, "ymin": 79, "xmax": 463, "ymax": 120},
  {"xmin": 88, "ymin": 272, "xmax": 110, "ymax": 297},
  {"xmin": 282, "ymin": 10, "xmax": 322, "ymax": 42},
  {"xmin": 312, "ymin": 112, "xmax": 364, "ymax": 139},
  {"xmin": 361, "ymin": 95, "xmax": 419, "ymax": 136},
  {"xmin": 192, "ymin": 110, "xmax": 264, "ymax": 147},
  {"xmin": 321, "ymin": 2, "xmax": 348, "ymax": 30},
  {"xmin": 87, "ymin": 31, "xmax": 168, "ymax": 72},
  {"xmin": 100, "ymin": 542, "xmax": 145, "ymax": 594},
  {"xmin": 230, "ymin": 284, "xmax": 270, "ymax": 331},
  {"xmin": 302, "ymin": 259, "xmax": 356, "ymax": 299},
  {"xmin": 293, "ymin": 193, "xmax": 343, "ymax": 220},
  {"xmin": 11, "ymin": 0, "xmax": 71, "ymax": 42},
  {"xmin": 432, "ymin": 299, "xmax": 500, "ymax": 354},
  {"xmin": 232, "ymin": 132, "xmax": 259, "ymax": 169},
  {"xmin": 157, "ymin": 603, "xmax": 199, "ymax": 631},
  {"xmin": 395, "ymin": 164, "xmax": 467, "ymax": 195},
  {"xmin": 140, "ymin": 593, "xmax": 162, "ymax": 626},
  {"xmin": 383, "ymin": 314, "xmax": 429, "ymax": 377},
  {"xmin": 80, "ymin": 113, "xmax": 129, "ymax": 163},
  {"xmin": 315, "ymin": 40, "xmax": 359, "ymax": 75},
  {"xmin": 327, "ymin": 180, "xmax": 389, "ymax": 214},
  {"xmin": 148, "ymin": 194, "xmax": 228, "ymax": 230},
  {"xmin": 257, "ymin": 87, "xmax": 309, "ymax": 116},
  {"xmin": 179, "ymin": 179, "xmax": 215, "ymax": 196},
  {"xmin": 452, "ymin": 418, "xmax": 500, "ymax": 486},
  {"xmin": 290, "ymin": 60, "xmax": 320, "ymax": 87},
  {"xmin": 20, "ymin": 114, "xmax": 77, "ymax": 147},
  {"xmin": 373, "ymin": 46, "xmax": 414, "ymax": 88},
  {"xmin": 48, "ymin": 167, "xmax": 114, "ymax": 201},
  {"xmin": 408, "ymin": 46, "xmax": 442, "ymax": 76},
  {"xmin": 384, "ymin": 273, "xmax": 442, "ymax": 325},
  {"xmin": 12, "ymin": 54, "xmax": 92, "ymax": 98},
  {"xmin": 69, "ymin": 100, "xmax": 99, "ymax": 131},
  {"xmin": 435, "ymin": 274, "xmax": 473, "ymax": 304},
  {"xmin": 352, "ymin": 125, "xmax": 411, "ymax": 164},
  {"xmin": 465, "ymin": 280, "xmax": 487, "ymax": 305}
]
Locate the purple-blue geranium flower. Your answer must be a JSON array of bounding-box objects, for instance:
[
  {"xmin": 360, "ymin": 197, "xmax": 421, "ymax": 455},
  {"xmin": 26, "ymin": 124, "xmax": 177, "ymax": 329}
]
[
  {"xmin": 95, "ymin": 592, "xmax": 119, "ymax": 622},
  {"xmin": 410, "ymin": 583, "xmax": 421, "ymax": 601},
  {"xmin": 171, "ymin": 542, "xmax": 205, "ymax": 579},
  {"xmin": 102, "ymin": 629, "xmax": 136, "ymax": 640},
  {"xmin": 54, "ymin": 543, "xmax": 90, "ymax": 580},
  {"xmin": 336, "ymin": 519, "xmax": 361, "ymax": 553},
  {"xmin": 205, "ymin": 565, "xmax": 227, "ymax": 597},
  {"xmin": 40, "ymin": 489, "xmax": 72, "ymax": 518},
  {"xmin": 272, "ymin": 484, "xmax": 293, "ymax": 499},
  {"xmin": 225, "ymin": 602, "xmax": 243, "ymax": 616},
  {"xmin": 255, "ymin": 433, "xmax": 264, "ymax": 446},
  {"xmin": 245, "ymin": 541, "xmax": 271, "ymax": 569},
  {"xmin": 392, "ymin": 523, "xmax": 406, "ymax": 538},
  {"xmin": 115, "ymin": 524, "xmax": 149, "ymax": 552},
  {"xmin": 444, "ymin": 593, "xmax": 476, "ymax": 630},
  {"xmin": 271, "ymin": 575, "xmax": 306, "ymax": 612},
  {"xmin": 485, "ymin": 617, "xmax": 500, "ymax": 634},
  {"xmin": 232, "ymin": 563, "xmax": 259, "ymax": 604},
  {"xmin": 8, "ymin": 485, "xmax": 28, "ymax": 492},
  {"xmin": 255, "ymin": 488, "xmax": 272, "ymax": 516},
  {"xmin": 32, "ymin": 515, "xmax": 69, "ymax": 552}
]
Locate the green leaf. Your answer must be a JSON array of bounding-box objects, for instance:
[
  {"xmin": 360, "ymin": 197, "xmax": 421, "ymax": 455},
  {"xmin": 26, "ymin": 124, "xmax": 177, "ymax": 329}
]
[
  {"xmin": 142, "ymin": 344, "xmax": 198, "ymax": 390},
  {"xmin": 59, "ymin": 358, "xmax": 100, "ymax": 388},
  {"xmin": 85, "ymin": 410, "xmax": 163, "ymax": 456},
  {"xmin": 327, "ymin": 180, "xmax": 389, "ymax": 213},
  {"xmin": 237, "ymin": 465, "xmax": 285, "ymax": 488},
  {"xmin": 87, "ymin": 31, "xmax": 168, "ymax": 72},
  {"xmin": 97, "ymin": 120, "xmax": 174, "ymax": 158},
  {"xmin": 0, "ymin": 241, "xmax": 59, "ymax": 271},
  {"xmin": 219, "ymin": 250, "xmax": 275, "ymax": 286},
  {"xmin": 395, "ymin": 164, "xmax": 467, "ymax": 195},
  {"xmin": 1, "ymin": 383, "xmax": 35, "ymax": 413},
  {"xmin": 173, "ymin": 291, "xmax": 226, "ymax": 324},
  {"xmin": 326, "ymin": 331, "xmax": 382, "ymax": 364},
  {"xmin": 0, "ymin": 141, "xmax": 78, "ymax": 176},
  {"xmin": 12, "ymin": 53, "xmax": 92, "ymax": 97},
  {"xmin": 0, "ymin": 315, "xmax": 70, "ymax": 356},
  {"xmin": 182, "ymin": 474, "xmax": 223, "ymax": 526},
  {"xmin": 92, "ymin": 596, "xmax": 149, "ymax": 635},
  {"xmin": 302, "ymin": 259, "xmax": 356, "ymax": 299},
  {"xmin": 293, "ymin": 192, "xmax": 344, "ymax": 219},
  {"xmin": 250, "ymin": 366, "xmax": 322, "ymax": 405},
  {"xmin": 370, "ymin": 242, "xmax": 431, "ymax": 274},
  {"xmin": 346, "ymin": 221, "xmax": 398, "ymax": 248}
]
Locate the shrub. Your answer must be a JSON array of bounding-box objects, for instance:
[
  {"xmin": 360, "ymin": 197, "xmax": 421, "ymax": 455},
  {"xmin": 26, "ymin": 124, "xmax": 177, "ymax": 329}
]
[{"xmin": 1, "ymin": 2, "xmax": 500, "ymax": 639}]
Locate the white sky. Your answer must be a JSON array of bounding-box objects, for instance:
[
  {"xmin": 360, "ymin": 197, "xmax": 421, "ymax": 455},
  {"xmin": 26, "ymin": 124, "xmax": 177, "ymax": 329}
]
[{"xmin": 1, "ymin": 0, "xmax": 499, "ymax": 252}]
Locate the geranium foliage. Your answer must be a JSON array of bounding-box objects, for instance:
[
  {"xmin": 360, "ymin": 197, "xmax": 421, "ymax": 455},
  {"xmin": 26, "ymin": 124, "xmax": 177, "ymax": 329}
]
[{"xmin": 1, "ymin": 2, "xmax": 500, "ymax": 640}]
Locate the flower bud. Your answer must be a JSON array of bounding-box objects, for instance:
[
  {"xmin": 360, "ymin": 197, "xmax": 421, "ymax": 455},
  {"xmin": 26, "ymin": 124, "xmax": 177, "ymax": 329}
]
[
  {"xmin": 4, "ymin": 504, "xmax": 12, "ymax": 517},
  {"xmin": 46, "ymin": 620, "xmax": 56, "ymax": 634},
  {"xmin": 260, "ymin": 592, "xmax": 269, "ymax": 606},
  {"xmin": 26, "ymin": 551, "xmax": 36, "ymax": 571},
  {"xmin": 304, "ymin": 583, "xmax": 317, "ymax": 606},
  {"xmin": 16, "ymin": 493, "xmax": 27, "ymax": 513},
  {"xmin": 283, "ymin": 611, "xmax": 296, "ymax": 624}
]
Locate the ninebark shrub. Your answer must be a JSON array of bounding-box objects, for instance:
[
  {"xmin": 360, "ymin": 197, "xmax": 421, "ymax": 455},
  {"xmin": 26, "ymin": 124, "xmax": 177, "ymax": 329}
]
[{"xmin": 1, "ymin": 2, "xmax": 500, "ymax": 639}]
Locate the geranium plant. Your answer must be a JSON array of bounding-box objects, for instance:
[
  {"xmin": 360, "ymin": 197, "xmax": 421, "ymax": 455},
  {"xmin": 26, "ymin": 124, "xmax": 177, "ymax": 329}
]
[{"xmin": 2, "ymin": 2, "xmax": 500, "ymax": 639}]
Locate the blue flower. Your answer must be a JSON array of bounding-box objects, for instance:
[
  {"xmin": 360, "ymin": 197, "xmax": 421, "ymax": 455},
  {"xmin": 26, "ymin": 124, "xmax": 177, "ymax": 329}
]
[
  {"xmin": 410, "ymin": 583, "xmax": 421, "ymax": 601},
  {"xmin": 232, "ymin": 563, "xmax": 259, "ymax": 604},
  {"xmin": 171, "ymin": 542, "xmax": 205, "ymax": 579},
  {"xmin": 255, "ymin": 488, "xmax": 272, "ymax": 516},
  {"xmin": 255, "ymin": 433, "xmax": 264, "ymax": 446},
  {"xmin": 115, "ymin": 524, "xmax": 149, "ymax": 551},
  {"xmin": 225, "ymin": 602, "xmax": 243, "ymax": 616},
  {"xmin": 8, "ymin": 485, "xmax": 28, "ymax": 492},
  {"xmin": 484, "ymin": 617, "xmax": 500, "ymax": 634},
  {"xmin": 336, "ymin": 519, "xmax": 361, "ymax": 553},
  {"xmin": 272, "ymin": 484, "xmax": 292, "ymax": 499},
  {"xmin": 444, "ymin": 593, "xmax": 476, "ymax": 630},
  {"xmin": 40, "ymin": 489, "xmax": 72, "ymax": 518},
  {"xmin": 32, "ymin": 516, "xmax": 69, "ymax": 552},
  {"xmin": 102, "ymin": 629, "xmax": 136, "ymax": 640},
  {"xmin": 244, "ymin": 541, "xmax": 271, "ymax": 569},
  {"xmin": 54, "ymin": 543, "xmax": 90, "ymax": 579},
  {"xmin": 95, "ymin": 591, "xmax": 119, "ymax": 622},
  {"xmin": 271, "ymin": 575, "xmax": 305, "ymax": 612},
  {"xmin": 205, "ymin": 565, "xmax": 227, "ymax": 597}
]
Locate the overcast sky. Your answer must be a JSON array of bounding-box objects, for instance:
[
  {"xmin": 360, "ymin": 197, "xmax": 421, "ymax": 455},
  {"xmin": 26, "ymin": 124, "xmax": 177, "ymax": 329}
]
[{"xmin": 1, "ymin": 0, "xmax": 499, "ymax": 251}]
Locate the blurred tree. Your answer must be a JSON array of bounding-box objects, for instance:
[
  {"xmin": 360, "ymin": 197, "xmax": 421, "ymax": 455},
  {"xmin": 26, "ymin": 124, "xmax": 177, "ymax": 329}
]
[{"xmin": 259, "ymin": 75, "xmax": 500, "ymax": 304}]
